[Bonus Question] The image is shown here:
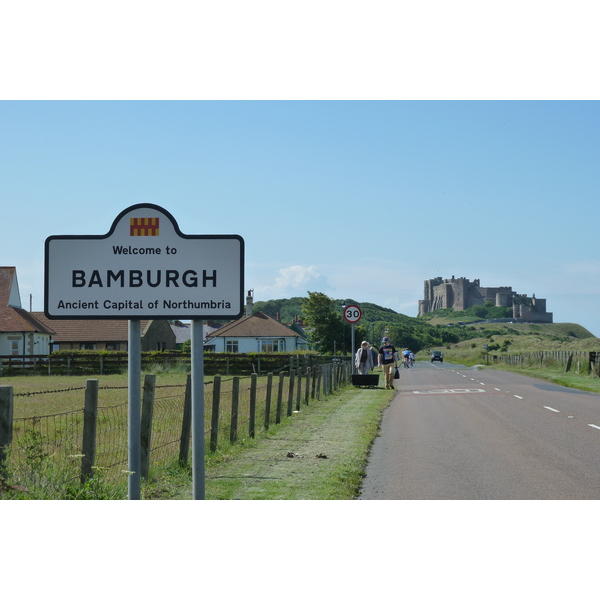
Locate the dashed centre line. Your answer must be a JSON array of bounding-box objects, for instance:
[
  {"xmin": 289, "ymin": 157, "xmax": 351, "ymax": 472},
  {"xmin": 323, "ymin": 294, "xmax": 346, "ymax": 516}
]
[
  {"xmin": 423, "ymin": 367, "xmax": 600, "ymax": 434},
  {"xmin": 413, "ymin": 388, "xmax": 486, "ymax": 395}
]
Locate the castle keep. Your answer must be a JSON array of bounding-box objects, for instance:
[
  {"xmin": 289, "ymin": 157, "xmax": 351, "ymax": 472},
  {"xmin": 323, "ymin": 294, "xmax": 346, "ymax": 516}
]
[{"xmin": 418, "ymin": 276, "xmax": 553, "ymax": 323}]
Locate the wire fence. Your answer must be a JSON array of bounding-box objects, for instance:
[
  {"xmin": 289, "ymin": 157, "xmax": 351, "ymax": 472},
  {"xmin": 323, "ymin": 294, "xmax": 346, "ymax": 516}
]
[
  {"xmin": 493, "ymin": 350, "xmax": 598, "ymax": 374},
  {"xmin": 1, "ymin": 360, "xmax": 352, "ymax": 490}
]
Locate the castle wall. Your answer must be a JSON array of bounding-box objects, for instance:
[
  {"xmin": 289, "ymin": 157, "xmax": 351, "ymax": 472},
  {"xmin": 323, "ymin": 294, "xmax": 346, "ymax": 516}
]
[{"xmin": 420, "ymin": 276, "xmax": 552, "ymax": 323}]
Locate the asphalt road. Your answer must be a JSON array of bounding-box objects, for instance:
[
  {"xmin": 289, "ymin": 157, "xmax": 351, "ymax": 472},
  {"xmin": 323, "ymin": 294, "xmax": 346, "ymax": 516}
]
[{"xmin": 358, "ymin": 361, "xmax": 600, "ymax": 499}]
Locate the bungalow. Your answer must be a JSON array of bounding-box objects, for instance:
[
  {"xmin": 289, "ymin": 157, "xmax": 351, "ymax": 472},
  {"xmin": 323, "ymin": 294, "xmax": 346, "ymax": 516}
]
[
  {"xmin": 204, "ymin": 290, "xmax": 308, "ymax": 353},
  {"xmin": 32, "ymin": 313, "xmax": 176, "ymax": 352},
  {"xmin": 170, "ymin": 320, "xmax": 221, "ymax": 349},
  {"xmin": 0, "ymin": 267, "xmax": 54, "ymax": 356}
]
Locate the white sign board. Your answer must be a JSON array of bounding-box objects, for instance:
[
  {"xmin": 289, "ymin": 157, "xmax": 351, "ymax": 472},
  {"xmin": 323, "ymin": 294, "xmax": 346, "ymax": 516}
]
[{"xmin": 45, "ymin": 203, "xmax": 244, "ymax": 320}]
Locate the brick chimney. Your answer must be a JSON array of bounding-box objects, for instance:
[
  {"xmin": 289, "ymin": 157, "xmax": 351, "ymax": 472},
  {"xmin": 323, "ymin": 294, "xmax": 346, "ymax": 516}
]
[{"xmin": 245, "ymin": 289, "xmax": 254, "ymax": 316}]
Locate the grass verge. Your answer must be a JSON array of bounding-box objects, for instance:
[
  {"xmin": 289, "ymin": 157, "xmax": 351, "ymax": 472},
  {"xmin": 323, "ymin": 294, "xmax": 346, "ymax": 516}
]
[{"xmin": 173, "ymin": 385, "xmax": 394, "ymax": 500}]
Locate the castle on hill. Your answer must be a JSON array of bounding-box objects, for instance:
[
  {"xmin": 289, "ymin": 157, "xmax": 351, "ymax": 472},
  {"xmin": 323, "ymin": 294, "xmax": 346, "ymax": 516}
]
[{"xmin": 418, "ymin": 276, "xmax": 553, "ymax": 323}]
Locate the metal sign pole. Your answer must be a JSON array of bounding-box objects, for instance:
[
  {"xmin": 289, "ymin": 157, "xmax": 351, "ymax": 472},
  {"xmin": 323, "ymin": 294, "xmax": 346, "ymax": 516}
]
[
  {"xmin": 351, "ymin": 323, "xmax": 356, "ymax": 375},
  {"xmin": 128, "ymin": 319, "xmax": 141, "ymax": 500},
  {"xmin": 191, "ymin": 319, "xmax": 205, "ymax": 499}
]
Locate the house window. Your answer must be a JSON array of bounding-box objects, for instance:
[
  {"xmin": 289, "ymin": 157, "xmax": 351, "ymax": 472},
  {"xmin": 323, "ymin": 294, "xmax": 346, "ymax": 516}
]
[
  {"xmin": 226, "ymin": 340, "xmax": 239, "ymax": 353},
  {"xmin": 259, "ymin": 339, "xmax": 285, "ymax": 353},
  {"xmin": 11, "ymin": 340, "xmax": 19, "ymax": 356},
  {"xmin": 106, "ymin": 343, "xmax": 120, "ymax": 351},
  {"xmin": 80, "ymin": 343, "xmax": 97, "ymax": 350}
]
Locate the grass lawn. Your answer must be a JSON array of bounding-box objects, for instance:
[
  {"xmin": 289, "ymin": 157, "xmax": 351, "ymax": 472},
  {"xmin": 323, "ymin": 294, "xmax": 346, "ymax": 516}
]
[{"xmin": 175, "ymin": 385, "xmax": 395, "ymax": 500}]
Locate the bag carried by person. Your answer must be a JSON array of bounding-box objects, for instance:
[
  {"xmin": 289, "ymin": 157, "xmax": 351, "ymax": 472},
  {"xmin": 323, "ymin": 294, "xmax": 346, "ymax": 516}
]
[{"xmin": 394, "ymin": 366, "xmax": 400, "ymax": 379}]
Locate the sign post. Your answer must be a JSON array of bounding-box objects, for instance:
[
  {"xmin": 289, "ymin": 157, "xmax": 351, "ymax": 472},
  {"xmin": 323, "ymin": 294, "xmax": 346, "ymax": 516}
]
[
  {"xmin": 191, "ymin": 319, "xmax": 205, "ymax": 499},
  {"xmin": 128, "ymin": 319, "xmax": 141, "ymax": 499},
  {"xmin": 45, "ymin": 203, "xmax": 244, "ymax": 499},
  {"xmin": 343, "ymin": 304, "xmax": 362, "ymax": 374}
]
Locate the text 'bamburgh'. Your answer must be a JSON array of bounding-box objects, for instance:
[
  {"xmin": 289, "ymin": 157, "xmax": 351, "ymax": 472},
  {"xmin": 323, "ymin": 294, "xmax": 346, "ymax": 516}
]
[{"xmin": 71, "ymin": 269, "xmax": 217, "ymax": 288}]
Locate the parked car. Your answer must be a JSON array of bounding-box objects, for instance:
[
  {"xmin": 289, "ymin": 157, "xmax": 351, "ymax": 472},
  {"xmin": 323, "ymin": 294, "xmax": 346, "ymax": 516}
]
[{"xmin": 431, "ymin": 350, "xmax": 444, "ymax": 363}]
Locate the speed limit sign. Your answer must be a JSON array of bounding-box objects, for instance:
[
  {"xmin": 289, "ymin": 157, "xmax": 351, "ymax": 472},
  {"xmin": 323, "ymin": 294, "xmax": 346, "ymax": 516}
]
[{"xmin": 343, "ymin": 304, "xmax": 362, "ymax": 324}]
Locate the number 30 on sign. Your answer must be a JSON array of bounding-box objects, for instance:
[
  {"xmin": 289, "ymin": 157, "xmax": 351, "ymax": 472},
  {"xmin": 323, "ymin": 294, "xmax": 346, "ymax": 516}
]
[{"xmin": 343, "ymin": 304, "xmax": 362, "ymax": 324}]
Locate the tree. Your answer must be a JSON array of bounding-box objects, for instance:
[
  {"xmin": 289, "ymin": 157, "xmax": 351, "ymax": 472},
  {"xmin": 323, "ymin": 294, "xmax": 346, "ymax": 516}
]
[{"xmin": 302, "ymin": 291, "xmax": 343, "ymax": 354}]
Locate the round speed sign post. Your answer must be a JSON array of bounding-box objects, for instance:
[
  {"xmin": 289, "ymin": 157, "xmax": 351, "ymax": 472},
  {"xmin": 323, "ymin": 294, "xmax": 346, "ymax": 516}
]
[{"xmin": 343, "ymin": 304, "xmax": 362, "ymax": 374}]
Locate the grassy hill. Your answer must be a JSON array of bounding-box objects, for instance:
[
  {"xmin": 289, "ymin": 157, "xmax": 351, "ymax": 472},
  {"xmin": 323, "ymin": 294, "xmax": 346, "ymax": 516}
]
[{"xmin": 253, "ymin": 296, "xmax": 599, "ymax": 356}]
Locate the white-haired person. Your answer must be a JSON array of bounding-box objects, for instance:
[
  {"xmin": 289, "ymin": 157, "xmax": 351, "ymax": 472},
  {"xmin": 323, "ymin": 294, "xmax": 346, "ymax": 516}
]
[{"xmin": 355, "ymin": 340, "xmax": 374, "ymax": 375}]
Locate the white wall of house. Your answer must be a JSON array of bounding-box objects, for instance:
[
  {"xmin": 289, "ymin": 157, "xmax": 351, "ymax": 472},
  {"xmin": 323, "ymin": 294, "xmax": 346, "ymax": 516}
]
[
  {"xmin": 206, "ymin": 336, "xmax": 307, "ymax": 353},
  {"xmin": 32, "ymin": 334, "xmax": 51, "ymax": 355},
  {"xmin": 8, "ymin": 272, "xmax": 22, "ymax": 307},
  {"xmin": 0, "ymin": 334, "xmax": 22, "ymax": 355},
  {"xmin": 0, "ymin": 333, "xmax": 51, "ymax": 356}
]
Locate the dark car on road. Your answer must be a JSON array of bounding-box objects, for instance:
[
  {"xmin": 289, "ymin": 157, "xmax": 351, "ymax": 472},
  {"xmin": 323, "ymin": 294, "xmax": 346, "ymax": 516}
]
[{"xmin": 431, "ymin": 350, "xmax": 444, "ymax": 363}]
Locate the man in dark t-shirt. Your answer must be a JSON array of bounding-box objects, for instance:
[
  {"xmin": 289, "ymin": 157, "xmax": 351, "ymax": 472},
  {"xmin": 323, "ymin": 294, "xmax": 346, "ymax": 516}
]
[{"xmin": 378, "ymin": 337, "xmax": 398, "ymax": 389}]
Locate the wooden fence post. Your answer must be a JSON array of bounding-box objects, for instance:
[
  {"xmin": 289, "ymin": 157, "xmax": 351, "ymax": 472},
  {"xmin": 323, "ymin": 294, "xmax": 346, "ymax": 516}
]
[
  {"xmin": 287, "ymin": 370, "xmax": 295, "ymax": 416},
  {"xmin": 230, "ymin": 376, "xmax": 240, "ymax": 443},
  {"xmin": 0, "ymin": 386, "xmax": 14, "ymax": 478},
  {"xmin": 249, "ymin": 373, "xmax": 257, "ymax": 438},
  {"xmin": 179, "ymin": 375, "xmax": 192, "ymax": 466},
  {"xmin": 140, "ymin": 374, "xmax": 156, "ymax": 480},
  {"xmin": 295, "ymin": 368, "xmax": 302, "ymax": 412},
  {"xmin": 81, "ymin": 379, "xmax": 99, "ymax": 483},
  {"xmin": 210, "ymin": 375, "xmax": 221, "ymax": 452},
  {"xmin": 316, "ymin": 365, "xmax": 322, "ymax": 400},
  {"xmin": 264, "ymin": 373, "xmax": 273, "ymax": 430},
  {"xmin": 276, "ymin": 372, "xmax": 285, "ymax": 424},
  {"xmin": 304, "ymin": 368, "xmax": 311, "ymax": 406}
]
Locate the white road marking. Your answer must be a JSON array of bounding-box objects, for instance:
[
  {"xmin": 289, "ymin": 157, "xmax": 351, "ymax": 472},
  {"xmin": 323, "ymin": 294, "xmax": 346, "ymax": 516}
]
[
  {"xmin": 544, "ymin": 406, "xmax": 560, "ymax": 413},
  {"xmin": 514, "ymin": 395, "xmax": 524, "ymax": 399},
  {"xmin": 413, "ymin": 389, "xmax": 485, "ymax": 395},
  {"xmin": 494, "ymin": 388, "xmax": 501, "ymax": 391},
  {"xmin": 588, "ymin": 424, "xmax": 600, "ymax": 431}
]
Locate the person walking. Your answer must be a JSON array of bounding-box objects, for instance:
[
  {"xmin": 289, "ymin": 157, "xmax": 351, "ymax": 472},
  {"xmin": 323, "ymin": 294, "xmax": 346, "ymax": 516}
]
[
  {"xmin": 378, "ymin": 336, "xmax": 398, "ymax": 389},
  {"xmin": 355, "ymin": 340, "xmax": 374, "ymax": 375},
  {"xmin": 369, "ymin": 345, "xmax": 378, "ymax": 365}
]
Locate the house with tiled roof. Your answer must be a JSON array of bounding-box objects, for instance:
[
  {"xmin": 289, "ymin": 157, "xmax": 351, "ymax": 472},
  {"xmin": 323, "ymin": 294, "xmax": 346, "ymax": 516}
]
[
  {"xmin": 32, "ymin": 313, "xmax": 176, "ymax": 352},
  {"xmin": 0, "ymin": 267, "xmax": 54, "ymax": 356},
  {"xmin": 170, "ymin": 320, "xmax": 221, "ymax": 349},
  {"xmin": 204, "ymin": 290, "xmax": 308, "ymax": 353}
]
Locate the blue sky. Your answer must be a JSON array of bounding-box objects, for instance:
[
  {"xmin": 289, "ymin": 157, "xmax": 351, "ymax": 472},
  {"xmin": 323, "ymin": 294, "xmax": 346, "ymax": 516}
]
[{"xmin": 3, "ymin": 100, "xmax": 600, "ymax": 334}]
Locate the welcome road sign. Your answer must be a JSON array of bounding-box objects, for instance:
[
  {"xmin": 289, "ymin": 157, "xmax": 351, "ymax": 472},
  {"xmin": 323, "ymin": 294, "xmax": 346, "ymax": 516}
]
[{"xmin": 45, "ymin": 203, "xmax": 245, "ymax": 320}]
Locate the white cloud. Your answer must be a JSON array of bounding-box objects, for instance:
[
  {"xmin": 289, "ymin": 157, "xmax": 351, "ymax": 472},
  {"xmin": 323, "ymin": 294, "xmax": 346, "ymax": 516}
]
[{"xmin": 255, "ymin": 265, "xmax": 332, "ymax": 298}]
